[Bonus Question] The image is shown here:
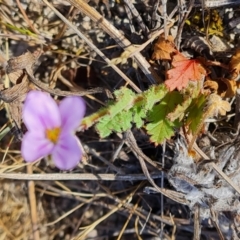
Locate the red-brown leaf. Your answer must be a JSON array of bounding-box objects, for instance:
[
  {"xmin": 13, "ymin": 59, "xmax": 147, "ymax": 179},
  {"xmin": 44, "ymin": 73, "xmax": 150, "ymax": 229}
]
[{"xmin": 165, "ymin": 53, "xmax": 206, "ymax": 91}]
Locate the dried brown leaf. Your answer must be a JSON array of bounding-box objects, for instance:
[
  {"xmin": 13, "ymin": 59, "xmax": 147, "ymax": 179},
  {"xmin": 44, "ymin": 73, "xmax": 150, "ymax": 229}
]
[
  {"xmin": 0, "ymin": 76, "xmax": 29, "ymax": 129},
  {"xmin": 8, "ymin": 95, "xmax": 26, "ymax": 130},
  {"xmin": 207, "ymin": 94, "xmax": 231, "ymax": 116},
  {"xmin": 0, "ymin": 51, "xmax": 41, "ymax": 130},
  {"xmin": 204, "ymin": 79, "xmax": 218, "ymax": 93},
  {"xmin": 229, "ymin": 48, "xmax": 240, "ymax": 77},
  {"xmin": 219, "ymin": 78, "xmax": 240, "ymax": 98},
  {"xmin": 204, "ymin": 77, "xmax": 240, "ymax": 98},
  {"xmin": 152, "ymin": 35, "xmax": 176, "ymax": 60}
]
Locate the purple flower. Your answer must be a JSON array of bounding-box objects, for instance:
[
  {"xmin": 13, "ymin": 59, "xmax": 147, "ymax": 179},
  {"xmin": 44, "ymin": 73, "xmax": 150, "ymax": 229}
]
[{"xmin": 21, "ymin": 90, "xmax": 86, "ymax": 170}]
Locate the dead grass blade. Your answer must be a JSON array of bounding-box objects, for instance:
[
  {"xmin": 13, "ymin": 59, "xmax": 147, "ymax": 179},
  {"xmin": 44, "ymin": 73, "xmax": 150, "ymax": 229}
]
[
  {"xmin": 27, "ymin": 164, "xmax": 40, "ymax": 240},
  {"xmin": 193, "ymin": 204, "xmax": 201, "ymax": 240},
  {"xmin": 75, "ymin": 182, "xmax": 143, "ymax": 239},
  {"xmin": 0, "ymin": 172, "xmax": 161, "ymax": 181},
  {"xmin": 117, "ymin": 198, "xmax": 140, "ymax": 240},
  {"xmin": 41, "ymin": 0, "xmax": 141, "ymax": 93},
  {"xmin": 65, "ymin": 0, "xmax": 163, "ymax": 84}
]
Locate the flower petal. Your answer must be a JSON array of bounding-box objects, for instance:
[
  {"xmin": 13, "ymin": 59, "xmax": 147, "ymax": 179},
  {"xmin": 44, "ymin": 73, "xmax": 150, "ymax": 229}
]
[
  {"xmin": 59, "ymin": 96, "xmax": 86, "ymax": 132},
  {"xmin": 52, "ymin": 134, "xmax": 82, "ymax": 170},
  {"xmin": 21, "ymin": 131, "xmax": 54, "ymax": 162},
  {"xmin": 23, "ymin": 91, "xmax": 61, "ymax": 131}
]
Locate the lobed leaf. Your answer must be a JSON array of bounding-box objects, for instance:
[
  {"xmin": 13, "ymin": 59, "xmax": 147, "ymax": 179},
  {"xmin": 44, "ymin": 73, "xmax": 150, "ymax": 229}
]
[
  {"xmin": 96, "ymin": 111, "xmax": 132, "ymax": 137},
  {"xmin": 146, "ymin": 92, "xmax": 183, "ymax": 144},
  {"xmin": 84, "ymin": 86, "xmax": 168, "ymax": 138},
  {"xmin": 165, "ymin": 52, "xmax": 206, "ymax": 91},
  {"xmin": 143, "ymin": 84, "xmax": 168, "ymax": 110},
  {"xmin": 152, "ymin": 35, "xmax": 176, "ymax": 60},
  {"xmin": 185, "ymin": 94, "xmax": 207, "ymax": 133},
  {"xmin": 168, "ymin": 83, "xmax": 202, "ymax": 121}
]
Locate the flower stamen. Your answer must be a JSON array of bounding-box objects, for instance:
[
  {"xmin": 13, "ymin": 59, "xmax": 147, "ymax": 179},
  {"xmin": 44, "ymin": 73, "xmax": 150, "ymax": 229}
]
[{"xmin": 46, "ymin": 127, "xmax": 61, "ymax": 144}]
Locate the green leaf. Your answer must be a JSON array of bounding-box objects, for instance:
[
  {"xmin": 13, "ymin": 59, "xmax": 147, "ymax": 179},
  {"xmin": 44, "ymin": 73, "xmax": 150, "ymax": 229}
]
[
  {"xmin": 109, "ymin": 88, "xmax": 136, "ymax": 115},
  {"xmin": 82, "ymin": 85, "xmax": 173, "ymax": 138},
  {"xmin": 186, "ymin": 93, "xmax": 207, "ymax": 133},
  {"xmin": 90, "ymin": 85, "xmax": 168, "ymax": 137},
  {"xmin": 146, "ymin": 91, "xmax": 183, "ymax": 144},
  {"xmin": 144, "ymin": 84, "xmax": 168, "ymax": 110},
  {"xmin": 168, "ymin": 82, "xmax": 202, "ymax": 121},
  {"xmin": 95, "ymin": 87, "xmax": 135, "ymax": 137},
  {"xmin": 96, "ymin": 111, "xmax": 132, "ymax": 137},
  {"xmin": 167, "ymin": 97, "xmax": 191, "ymax": 121},
  {"xmin": 146, "ymin": 119, "xmax": 177, "ymax": 144},
  {"xmin": 81, "ymin": 108, "xmax": 109, "ymax": 130},
  {"xmin": 131, "ymin": 84, "xmax": 168, "ymax": 128},
  {"xmin": 132, "ymin": 105, "xmax": 145, "ymax": 128}
]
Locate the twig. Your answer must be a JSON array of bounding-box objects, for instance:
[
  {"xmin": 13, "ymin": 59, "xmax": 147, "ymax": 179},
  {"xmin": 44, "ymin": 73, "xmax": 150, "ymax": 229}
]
[
  {"xmin": 193, "ymin": 204, "xmax": 201, "ymax": 240},
  {"xmin": 117, "ymin": 198, "xmax": 140, "ymax": 240},
  {"xmin": 123, "ymin": 1, "xmax": 136, "ymax": 33},
  {"xmin": 194, "ymin": 0, "xmax": 240, "ymax": 8},
  {"xmin": 65, "ymin": 0, "xmax": 162, "ymax": 84},
  {"xmin": 0, "ymin": 33, "xmax": 46, "ymax": 44},
  {"xmin": 0, "ymin": 218, "xmax": 15, "ymax": 239},
  {"xmin": 160, "ymin": 140, "xmax": 166, "ymax": 239},
  {"xmin": 15, "ymin": 0, "xmax": 39, "ymax": 34},
  {"xmin": 27, "ymin": 164, "xmax": 40, "ymax": 240},
  {"xmin": 0, "ymin": 172, "xmax": 161, "ymax": 181},
  {"xmin": 162, "ymin": 0, "xmax": 168, "ymax": 38},
  {"xmin": 110, "ymin": 134, "xmax": 126, "ymax": 162},
  {"xmin": 123, "ymin": 0, "xmax": 149, "ymax": 35},
  {"xmin": 135, "ymin": 216, "xmax": 142, "ymax": 240},
  {"xmin": 126, "ymin": 131, "xmax": 188, "ymax": 205},
  {"xmin": 37, "ymin": 182, "xmax": 190, "ymax": 227},
  {"xmin": 170, "ymin": 214, "xmax": 176, "ymax": 240},
  {"xmin": 234, "ymin": 89, "xmax": 240, "ymax": 128},
  {"xmin": 129, "ymin": 19, "xmax": 175, "ymax": 58},
  {"xmin": 151, "ymin": 0, "xmax": 161, "ymax": 29},
  {"xmin": 119, "ymin": 132, "xmax": 162, "ymax": 171},
  {"xmin": 75, "ymin": 183, "xmax": 144, "ymax": 239},
  {"xmin": 86, "ymin": 147, "xmax": 124, "ymax": 173},
  {"xmin": 4, "ymin": 50, "xmax": 106, "ymax": 100},
  {"xmin": 41, "ymin": 0, "xmax": 142, "ymax": 93},
  {"xmin": 175, "ymin": 0, "xmax": 195, "ymax": 49},
  {"xmin": 210, "ymin": 207, "xmax": 225, "ymax": 240},
  {"xmin": 55, "ymin": 6, "xmax": 75, "ymax": 39},
  {"xmin": 45, "ymin": 202, "xmax": 85, "ymax": 227},
  {"xmin": 193, "ymin": 142, "xmax": 240, "ymax": 195}
]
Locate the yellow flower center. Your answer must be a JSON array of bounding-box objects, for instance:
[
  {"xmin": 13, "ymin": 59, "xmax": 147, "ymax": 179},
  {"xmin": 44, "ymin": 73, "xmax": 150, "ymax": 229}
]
[{"xmin": 46, "ymin": 127, "xmax": 61, "ymax": 144}]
